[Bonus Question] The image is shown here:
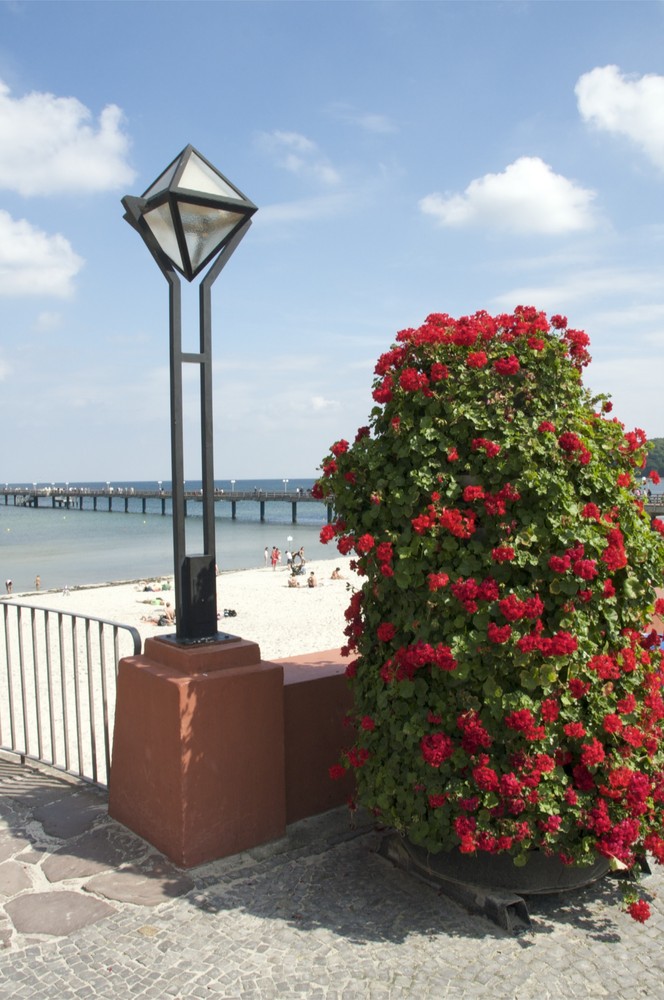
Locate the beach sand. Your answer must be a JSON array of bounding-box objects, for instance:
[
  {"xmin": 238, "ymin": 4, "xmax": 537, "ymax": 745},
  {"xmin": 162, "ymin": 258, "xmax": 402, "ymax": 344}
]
[{"xmin": 6, "ymin": 557, "xmax": 359, "ymax": 662}]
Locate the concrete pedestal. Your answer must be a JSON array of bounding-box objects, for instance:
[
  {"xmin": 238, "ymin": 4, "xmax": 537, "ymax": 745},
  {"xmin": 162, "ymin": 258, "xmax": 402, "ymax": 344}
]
[{"xmin": 108, "ymin": 635, "xmax": 286, "ymax": 868}]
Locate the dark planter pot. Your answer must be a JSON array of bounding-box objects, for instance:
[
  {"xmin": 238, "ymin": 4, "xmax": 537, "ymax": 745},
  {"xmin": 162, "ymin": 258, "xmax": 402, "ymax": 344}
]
[{"xmin": 403, "ymin": 839, "xmax": 610, "ymax": 896}]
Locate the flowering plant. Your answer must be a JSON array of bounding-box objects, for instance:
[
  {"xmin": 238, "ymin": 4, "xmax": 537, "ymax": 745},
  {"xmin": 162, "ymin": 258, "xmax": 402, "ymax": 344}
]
[{"xmin": 317, "ymin": 307, "xmax": 664, "ymax": 922}]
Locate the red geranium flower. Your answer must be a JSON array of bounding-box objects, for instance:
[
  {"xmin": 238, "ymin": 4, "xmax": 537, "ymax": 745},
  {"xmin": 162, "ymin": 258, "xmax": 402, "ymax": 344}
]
[
  {"xmin": 375, "ymin": 542, "xmax": 394, "ymax": 563},
  {"xmin": 493, "ymin": 355, "xmax": 520, "ymax": 376},
  {"xmin": 356, "ymin": 533, "xmax": 375, "ymax": 554},
  {"xmin": 463, "ymin": 485, "xmax": 485, "ymax": 502},
  {"xmin": 488, "ymin": 622, "xmax": 512, "ymax": 644},
  {"xmin": 377, "ymin": 622, "xmax": 396, "ymax": 642},
  {"xmin": 628, "ymin": 899, "xmax": 651, "ymax": 922},
  {"xmin": 421, "ymin": 732, "xmax": 454, "ymax": 767},
  {"xmin": 466, "ymin": 351, "xmax": 488, "ymax": 368},
  {"xmin": 491, "ymin": 546, "xmax": 515, "ymax": 563}
]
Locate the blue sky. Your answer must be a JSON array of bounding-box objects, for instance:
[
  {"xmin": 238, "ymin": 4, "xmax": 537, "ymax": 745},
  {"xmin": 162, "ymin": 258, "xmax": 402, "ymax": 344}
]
[{"xmin": 1, "ymin": 0, "xmax": 663, "ymax": 483}]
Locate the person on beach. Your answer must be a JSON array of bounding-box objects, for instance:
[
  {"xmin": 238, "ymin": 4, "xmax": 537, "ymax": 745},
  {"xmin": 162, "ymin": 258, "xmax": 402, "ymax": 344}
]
[
  {"xmin": 35, "ymin": 575, "xmax": 41, "ymax": 590},
  {"xmin": 287, "ymin": 576, "xmax": 300, "ymax": 588},
  {"xmin": 271, "ymin": 547, "xmax": 279, "ymax": 571},
  {"xmin": 264, "ymin": 546, "xmax": 269, "ymax": 567},
  {"xmin": 307, "ymin": 571, "xmax": 317, "ymax": 588},
  {"xmin": 286, "ymin": 549, "xmax": 293, "ymax": 568},
  {"xmin": 330, "ymin": 567, "xmax": 344, "ymax": 580},
  {"xmin": 5, "ymin": 579, "xmax": 12, "ymax": 594},
  {"xmin": 141, "ymin": 602, "xmax": 175, "ymax": 626}
]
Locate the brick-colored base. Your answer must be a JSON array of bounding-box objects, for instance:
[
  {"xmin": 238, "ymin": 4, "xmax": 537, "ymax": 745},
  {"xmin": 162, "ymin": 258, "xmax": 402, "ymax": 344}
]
[
  {"xmin": 108, "ymin": 637, "xmax": 286, "ymax": 867},
  {"xmin": 109, "ymin": 638, "xmax": 355, "ymax": 867}
]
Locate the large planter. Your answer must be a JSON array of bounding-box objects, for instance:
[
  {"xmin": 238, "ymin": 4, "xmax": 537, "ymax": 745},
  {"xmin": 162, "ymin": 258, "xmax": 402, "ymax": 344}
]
[
  {"xmin": 402, "ymin": 839, "xmax": 610, "ymax": 896},
  {"xmin": 320, "ymin": 308, "xmax": 664, "ymax": 923}
]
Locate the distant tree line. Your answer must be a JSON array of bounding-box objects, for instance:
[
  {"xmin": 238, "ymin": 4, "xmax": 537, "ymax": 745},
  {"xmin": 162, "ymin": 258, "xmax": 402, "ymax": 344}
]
[{"xmin": 646, "ymin": 438, "xmax": 664, "ymax": 478}]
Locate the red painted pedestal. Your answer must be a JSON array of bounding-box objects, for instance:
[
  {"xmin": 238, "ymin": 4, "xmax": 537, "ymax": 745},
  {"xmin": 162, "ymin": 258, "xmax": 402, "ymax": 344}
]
[{"xmin": 108, "ymin": 635, "xmax": 286, "ymax": 867}]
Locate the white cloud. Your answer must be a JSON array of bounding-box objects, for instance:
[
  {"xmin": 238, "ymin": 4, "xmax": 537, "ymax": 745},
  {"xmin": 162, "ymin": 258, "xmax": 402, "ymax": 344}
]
[
  {"xmin": 419, "ymin": 157, "xmax": 597, "ymax": 235},
  {"xmin": 576, "ymin": 65, "xmax": 664, "ymax": 170},
  {"xmin": 584, "ymin": 302, "xmax": 664, "ymax": 334},
  {"xmin": 256, "ymin": 192, "xmax": 350, "ymax": 227},
  {"xmin": 310, "ymin": 395, "xmax": 340, "ymax": 412},
  {"xmin": 327, "ymin": 103, "xmax": 398, "ymax": 134},
  {"xmin": 34, "ymin": 311, "xmax": 64, "ymax": 332},
  {"xmin": 0, "ymin": 210, "xmax": 84, "ymax": 297},
  {"xmin": 0, "ymin": 79, "xmax": 136, "ymax": 196},
  {"xmin": 492, "ymin": 265, "xmax": 663, "ymax": 311},
  {"xmin": 585, "ymin": 354, "xmax": 664, "ymax": 439},
  {"xmin": 256, "ymin": 130, "xmax": 340, "ymax": 185}
]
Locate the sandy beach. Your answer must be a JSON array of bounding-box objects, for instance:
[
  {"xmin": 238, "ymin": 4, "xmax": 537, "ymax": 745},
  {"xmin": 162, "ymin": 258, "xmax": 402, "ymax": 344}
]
[{"xmin": 4, "ymin": 556, "xmax": 359, "ymax": 662}]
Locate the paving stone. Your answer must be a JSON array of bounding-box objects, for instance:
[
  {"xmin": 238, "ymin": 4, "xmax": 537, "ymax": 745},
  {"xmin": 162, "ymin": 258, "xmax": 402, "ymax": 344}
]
[
  {"xmin": 0, "ymin": 829, "xmax": 33, "ymax": 863},
  {"xmin": 84, "ymin": 857, "xmax": 194, "ymax": 906},
  {"xmin": 0, "ymin": 859, "xmax": 33, "ymax": 896},
  {"xmin": 32, "ymin": 788, "xmax": 107, "ymax": 840},
  {"xmin": 5, "ymin": 889, "xmax": 116, "ymax": 935},
  {"xmin": 3, "ymin": 760, "xmax": 664, "ymax": 998},
  {"xmin": 15, "ymin": 849, "xmax": 45, "ymax": 865},
  {"xmin": 42, "ymin": 826, "xmax": 147, "ymax": 882}
]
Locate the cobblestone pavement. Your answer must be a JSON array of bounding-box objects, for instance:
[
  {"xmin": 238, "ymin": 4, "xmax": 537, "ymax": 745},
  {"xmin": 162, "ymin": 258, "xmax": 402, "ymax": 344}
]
[{"xmin": 1, "ymin": 756, "xmax": 663, "ymax": 999}]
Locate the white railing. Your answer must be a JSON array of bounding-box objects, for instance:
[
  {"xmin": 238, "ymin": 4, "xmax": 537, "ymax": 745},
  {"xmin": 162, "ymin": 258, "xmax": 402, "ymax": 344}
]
[{"xmin": 0, "ymin": 601, "xmax": 141, "ymax": 787}]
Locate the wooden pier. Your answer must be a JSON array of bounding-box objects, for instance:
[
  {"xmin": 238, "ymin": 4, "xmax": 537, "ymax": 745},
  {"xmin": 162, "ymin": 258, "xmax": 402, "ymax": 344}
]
[
  {"xmin": 3, "ymin": 486, "xmax": 662, "ymax": 527},
  {"xmin": 0, "ymin": 486, "xmax": 334, "ymax": 525}
]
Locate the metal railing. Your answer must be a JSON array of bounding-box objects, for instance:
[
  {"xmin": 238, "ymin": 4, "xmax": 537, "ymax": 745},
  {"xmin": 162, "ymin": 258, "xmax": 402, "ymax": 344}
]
[{"xmin": 0, "ymin": 601, "xmax": 141, "ymax": 787}]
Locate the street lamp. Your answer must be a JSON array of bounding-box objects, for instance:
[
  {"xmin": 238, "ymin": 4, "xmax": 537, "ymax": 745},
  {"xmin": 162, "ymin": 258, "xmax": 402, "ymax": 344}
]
[
  {"xmin": 283, "ymin": 478, "xmax": 289, "ymax": 493},
  {"xmin": 231, "ymin": 480, "xmax": 235, "ymax": 493},
  {"xmin": 122, "ymin": 145, "xmax": 257, "ymax": 642}
]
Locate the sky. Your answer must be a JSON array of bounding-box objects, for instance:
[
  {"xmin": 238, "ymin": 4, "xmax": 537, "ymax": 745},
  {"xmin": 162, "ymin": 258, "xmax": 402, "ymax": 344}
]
[{"xmin": 0, "ymin": 0, "xmax": 663, "ymax": 483}]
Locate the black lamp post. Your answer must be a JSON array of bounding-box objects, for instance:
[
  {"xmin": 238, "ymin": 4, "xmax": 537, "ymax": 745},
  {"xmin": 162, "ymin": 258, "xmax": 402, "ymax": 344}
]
[{"xmin": 122, "ymin": 145, "xmax": 257, "ymax": 642}]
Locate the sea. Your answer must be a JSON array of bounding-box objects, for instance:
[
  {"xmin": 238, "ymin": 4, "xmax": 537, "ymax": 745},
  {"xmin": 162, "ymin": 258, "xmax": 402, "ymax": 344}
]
[{"xmin": 0, "ymin": 479, "xmax": 336, "ymax": 593}]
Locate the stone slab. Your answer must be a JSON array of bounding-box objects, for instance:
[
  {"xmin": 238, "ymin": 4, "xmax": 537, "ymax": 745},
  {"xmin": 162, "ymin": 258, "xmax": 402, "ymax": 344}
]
[
  {"xmin": 0, "ymin": 830, "xmax": 33, "ymax": 864},
  {"xmin": 33, "ymin": 790, "xmax": 107, "ymax": 839},
  {"xmin": 42, "ymin": 826, "xmax": 147, "ymax": 882},
  {"xmin": 0, "ymin": 860, "xmax": 33, "ymax": 897},
  {"xmin": 85, "ymin": 857, "xmax": 194, "ymax": 906},
  {"xmin": 0, "ymin": 765, "xmax": 79, "ymax": 817},
  {"xmin": 5, "ymin": 890, "xmax": 115, "ymax": 935}
]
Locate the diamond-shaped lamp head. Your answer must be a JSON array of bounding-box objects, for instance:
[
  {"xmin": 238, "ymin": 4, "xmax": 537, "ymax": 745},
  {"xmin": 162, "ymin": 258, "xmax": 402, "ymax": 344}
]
[{"xmin": 122, "ymin": 145, "xmax": 257, "ymax": 282}]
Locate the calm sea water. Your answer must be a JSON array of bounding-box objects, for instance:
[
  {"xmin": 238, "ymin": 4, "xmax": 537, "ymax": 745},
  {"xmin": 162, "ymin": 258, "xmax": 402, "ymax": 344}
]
[{"xmin": 0, "ymin": 479, "xmax": 335, "ymax": 592}]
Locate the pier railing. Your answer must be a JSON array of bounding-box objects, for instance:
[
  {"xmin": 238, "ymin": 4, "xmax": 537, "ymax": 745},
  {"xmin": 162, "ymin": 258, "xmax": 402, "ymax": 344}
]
[
  {"xmin": 0, "ymin": 601, "xmax": 141, "ymax": 788},
  {"xmin": 0, "ymin": 485, "xmax": 335, "ymax": 524}
]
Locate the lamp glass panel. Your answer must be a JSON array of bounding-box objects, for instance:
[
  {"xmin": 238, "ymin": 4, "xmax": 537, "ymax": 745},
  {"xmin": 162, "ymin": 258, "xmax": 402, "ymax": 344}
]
[
  {"xmin": 177, "ymin": 202, "xmax": 244, "ymax": 271},
  {"xmin": 179, "ymin": 152, "xmax": 246, "ymax": 202},
  {"xmin": 144, "ymin": 203, "xmax": 184, "ymax": 270},
  {"xmin": 143, "ymin": 159, "xmax": 180, "ymax": 200}
]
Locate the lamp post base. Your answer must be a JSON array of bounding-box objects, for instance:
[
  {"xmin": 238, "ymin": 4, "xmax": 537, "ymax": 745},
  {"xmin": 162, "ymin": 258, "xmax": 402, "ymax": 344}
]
[{"xmin": 108, "ymin": 635, "xmax": 286, "ymax": 867}]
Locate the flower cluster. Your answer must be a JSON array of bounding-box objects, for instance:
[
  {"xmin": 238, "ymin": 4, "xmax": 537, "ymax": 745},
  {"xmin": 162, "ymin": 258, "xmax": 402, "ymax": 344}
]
[{"xmin": 317, "ymin": 307, "xmax": 664, "ymax": 922}]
